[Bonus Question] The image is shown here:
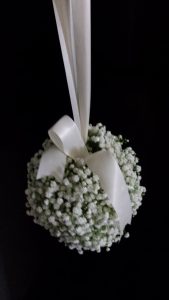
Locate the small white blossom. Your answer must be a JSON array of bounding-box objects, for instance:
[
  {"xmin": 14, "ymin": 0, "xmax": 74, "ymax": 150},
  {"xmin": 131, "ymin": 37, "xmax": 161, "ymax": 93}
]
[
  {"xmin": 86, "ymin": 178, "xmax": 92, "ymax": 185},
  {"xmin": 57, "ymin": 198, "xmax": 63, "ymax": 205},
  {"xmin": 48, "ymin": 216, "xmax": 55, "ymax": 224},
  {"xmin": 54, "ymin": 203, "xmax": 60, "ymax": 210},
  {"xmin": 72, "ymin": 175, "xmax": 80, "ymax": 183},
  {"xmin": 63, "ymin": 178, "xmax": 70, "ymax": 186},
  {"xmin": 56, "ymin": 211, "xmax": 62, "ymax": 217},
  {"xmin": 44, "ymin": 199, "xmax": 49, "ymax": 206},
  {"xmin": 73, "ymin": 207, "xmax": 82, "ymax": 216},
  {"xmin": 36, "ymin": 206, "xmax": 43, "ymax": 213},
  {"xmin": 85, "ymin": 168, "xmax": 91, "ymax": 176},
  {"xmin": 81, "ymin": 187, "xmax": 88, "ymax": 194}
]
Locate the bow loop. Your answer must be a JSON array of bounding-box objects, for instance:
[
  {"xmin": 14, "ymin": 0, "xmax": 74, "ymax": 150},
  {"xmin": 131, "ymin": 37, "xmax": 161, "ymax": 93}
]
[{"xmin": 48, "ymin": 115, "xmax": 89, "ymax": 159}]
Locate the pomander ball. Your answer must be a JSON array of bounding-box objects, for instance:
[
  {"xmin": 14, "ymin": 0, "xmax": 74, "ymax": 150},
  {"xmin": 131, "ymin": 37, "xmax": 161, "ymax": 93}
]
[{"xmin": 25, "ymin": 123, "xmax": 146, "ymax": 254}]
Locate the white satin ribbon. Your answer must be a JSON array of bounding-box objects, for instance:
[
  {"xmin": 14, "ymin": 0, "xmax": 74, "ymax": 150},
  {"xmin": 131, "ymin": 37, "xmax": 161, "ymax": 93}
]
[
  {"xmin": 52, "ymin": 0, "xmax": 91, "ymax": 142},
  {"xmin": 37, "ymin": 116, "xmax": 132, "ymax": 232},
  {"xmin": 37, "ymin": 1, "xmax": 132, "ymax": 232}
]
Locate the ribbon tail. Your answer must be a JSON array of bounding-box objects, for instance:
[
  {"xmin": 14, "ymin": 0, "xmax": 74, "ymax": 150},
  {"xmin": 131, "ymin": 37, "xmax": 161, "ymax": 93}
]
[
  {"xmin": 85, "ymin": 150, "xmax": 132, "ymax": 232},
  {"xmin": 37, "ymin": 146, "xmax": 66, "ymax": 182}
]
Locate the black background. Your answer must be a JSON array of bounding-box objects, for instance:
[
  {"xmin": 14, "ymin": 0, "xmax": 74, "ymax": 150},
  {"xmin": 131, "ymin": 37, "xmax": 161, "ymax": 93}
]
[{"xmin": 1, "ymin": 0, "xmax": 168, "ymax": 299}]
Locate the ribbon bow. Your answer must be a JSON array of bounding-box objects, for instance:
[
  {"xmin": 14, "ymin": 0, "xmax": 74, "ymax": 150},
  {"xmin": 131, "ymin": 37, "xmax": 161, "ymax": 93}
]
[{"xmin": 37, "ymin": 0, "xmax": 132, "ymax": 232}]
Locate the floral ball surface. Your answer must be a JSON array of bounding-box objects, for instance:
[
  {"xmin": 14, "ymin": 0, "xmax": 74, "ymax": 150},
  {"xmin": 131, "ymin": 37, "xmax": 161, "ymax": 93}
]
[{"xmin": 26, "ymin": 123, "xmax": 146, "ymax": 254}]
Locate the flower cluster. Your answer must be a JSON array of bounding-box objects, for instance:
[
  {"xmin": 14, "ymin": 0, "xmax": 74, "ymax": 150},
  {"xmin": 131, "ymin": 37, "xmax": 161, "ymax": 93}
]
[{"xmin": 25, "ymin": 123, "xmax": 146, "ymax": 254}]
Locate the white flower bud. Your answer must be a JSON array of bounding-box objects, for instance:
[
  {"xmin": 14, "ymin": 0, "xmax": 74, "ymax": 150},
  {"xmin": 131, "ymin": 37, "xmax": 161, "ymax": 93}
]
[
  {"xmin": 85, "ymin": 168, "xmax": 91, "ymax": 176},
  {"xmin": 44, "ymin": 199, "xmax": 49, "ymax": 206},
  {"xmin": 73, "ymin": 207, "xmax": 82, "ymax": 216},
  {"xmin": 57, "ymin": 198, "xmax": 63, "ymax": 205},
  {"xmin": 86, "ymin": 178, "xmax": 92, "ymax": 185},
  {"xmin": 63, "ymin": 178, "xmax": 70, "ymax": 186},
  {"xmin": 36, "ymin": 206, "xmax": 42, "ymax": 213},
  {"xmin": 48, "ymin": 216, "xmax": 55, "ymax": 224},
  {"xmin": 82, "ymin": 187, "xmax": 88, "ymax": 194},
  {"xmin": 76, "ymin": 226, "xmax": 83, "ymax": 235},
  {"xmin": 72, "ymin": 175, "xmax": 80, "ymax": 182},
  {"xmin": 56, "ymin": 211, "xmax": 62, "ymax": 217}
]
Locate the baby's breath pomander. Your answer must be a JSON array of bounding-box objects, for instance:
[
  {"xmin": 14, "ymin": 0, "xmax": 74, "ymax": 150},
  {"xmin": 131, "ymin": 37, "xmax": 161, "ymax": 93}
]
[{"xmin": 26, "ymin": 123, "xmax": 146, "ymax": 254}]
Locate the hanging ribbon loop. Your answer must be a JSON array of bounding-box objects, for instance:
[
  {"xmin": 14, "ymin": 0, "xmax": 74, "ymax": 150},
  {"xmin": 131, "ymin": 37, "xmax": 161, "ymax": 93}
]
[{"xmin": 52, "ymin": 0, "xmax": 91, "ymax": 141}]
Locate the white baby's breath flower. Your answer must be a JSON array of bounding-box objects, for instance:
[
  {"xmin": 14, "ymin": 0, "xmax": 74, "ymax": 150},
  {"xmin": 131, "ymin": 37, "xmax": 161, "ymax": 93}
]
[
  {"xmin": 57, "ymin": 198, "xmax": 63, "ymax": 205},
  {"xmin": 85, "ymin": 168, "xmax": 91, "ymax": 176},
  {"xmin": 48, "ymin": 216, "xmax": 55, "ymax": 224},
  {"xmin": 63, "ymin": 178, "xmax": 70, "ymax": 186},
  {"xmin": 73, "ymin": 207, "xmax": 82, "ymax": 216},
  {"xmin": 44, "ymin": 199, "xmax": 49, "ymax": 206},
  {"xmin": 56, "ymin": 211, "xmax": 62, "ymax": 217},
  {"xmin": 36, "ymin": 206, "xmax": 43, "ymax": 213},
  {"xmin": 72, "ymin": 175, "xmax": 80, "ymax": 183}
]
